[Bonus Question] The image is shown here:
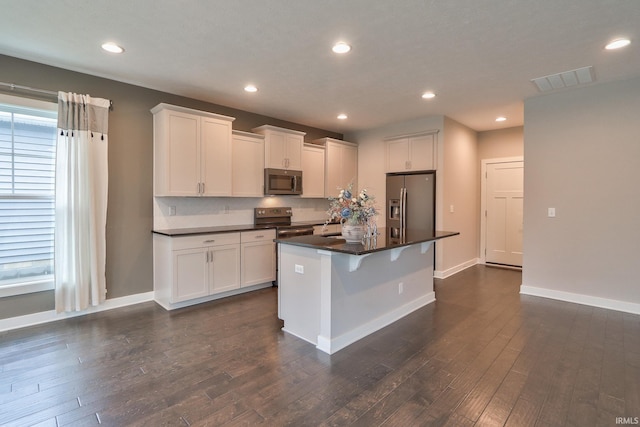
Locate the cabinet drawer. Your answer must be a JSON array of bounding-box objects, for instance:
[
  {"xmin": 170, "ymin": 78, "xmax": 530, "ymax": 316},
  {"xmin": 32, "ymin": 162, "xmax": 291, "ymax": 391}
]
[
  {"xmin": 171, "ymin": 232, "xmax": 240, "ymax": 250},
  {"xmin": 241, "ymin": 229, "xmax": 276, "ymax": 243}
]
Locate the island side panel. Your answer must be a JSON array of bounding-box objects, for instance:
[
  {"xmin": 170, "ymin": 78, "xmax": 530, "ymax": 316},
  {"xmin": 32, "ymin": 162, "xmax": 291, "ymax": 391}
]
[
  {"xmin": 278, "ymin": 241, "xmax": 437, "ymax": 354},
  {"xmin": 326, "ymin": 243, "xmax": 435, "ymax": 352},
  {"xmin": 278, "ymin": 244, "xmax": 322, "ymax": 346}
]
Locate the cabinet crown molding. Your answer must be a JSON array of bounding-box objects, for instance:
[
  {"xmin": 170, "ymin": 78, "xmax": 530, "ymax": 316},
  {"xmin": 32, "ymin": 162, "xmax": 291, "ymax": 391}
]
[
  {"xmin": 151, "ymin": 103, "xmax": 236, "ymax": 122},
  {"xmin": 251, "ymin": 124, "xmax": 306, "ymax": 136},
  {"xmin": 312, "ymin": 137, "xmax": 358, "ymax": 147},
  {"xmin": 383, "ymin": 129, "xmax": 439, "ymax": 142},
  {"xmin": 232, "ymin": 130, "xmax": 265, "ymax": 139}
]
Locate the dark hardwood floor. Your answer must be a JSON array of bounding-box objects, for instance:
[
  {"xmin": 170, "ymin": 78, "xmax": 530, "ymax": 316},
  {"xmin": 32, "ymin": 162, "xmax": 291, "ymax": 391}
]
[{"xmin": 1, "ymin": 265, "xmax": 639, "ymax": 426}]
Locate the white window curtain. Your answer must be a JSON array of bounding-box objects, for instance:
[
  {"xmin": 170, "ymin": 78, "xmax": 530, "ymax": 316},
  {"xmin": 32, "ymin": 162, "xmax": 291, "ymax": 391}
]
[{"xmin": 55, "ymin": 92, "xmax": 110, "ymax": 313}]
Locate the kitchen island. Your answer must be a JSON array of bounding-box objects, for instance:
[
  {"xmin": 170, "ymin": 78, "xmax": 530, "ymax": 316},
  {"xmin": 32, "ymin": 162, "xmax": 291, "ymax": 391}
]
[{"xmin": 276, "ymin": 229, "xmax": 459, "ymax": 354}]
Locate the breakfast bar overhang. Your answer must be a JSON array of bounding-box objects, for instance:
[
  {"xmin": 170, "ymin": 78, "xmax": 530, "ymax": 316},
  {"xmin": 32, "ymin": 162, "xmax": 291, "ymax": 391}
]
[{"xmin": 276, "ymin": 230, "xmax": 459, "ymax": 354}]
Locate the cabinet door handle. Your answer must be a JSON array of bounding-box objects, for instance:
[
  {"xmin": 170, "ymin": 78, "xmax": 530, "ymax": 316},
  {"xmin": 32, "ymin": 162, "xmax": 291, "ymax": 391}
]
[
  {"xmin": 205, "ymin": 251, "xmax": 209, "ymax": 263},
  {"xmin": 203, "ymin": 239, "xmax": 216, "ymax": 243},
  {"xmin": 201, "ymin": 182, "xmax": 205, "ymax": 194},
  {"xmin": 255, "ymin": 235, "xmax": 264, "ymax": 239}
]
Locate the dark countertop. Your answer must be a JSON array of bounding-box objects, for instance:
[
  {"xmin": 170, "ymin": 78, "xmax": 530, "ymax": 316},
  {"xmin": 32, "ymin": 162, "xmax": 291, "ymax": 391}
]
[
  {"xmin": 152, "ymin": 219, "xmax": 333, "ymax": 237},
  {"xmin": 275, "ymin": 229, "xmax": 460, "ymax": 255},
  {"xmin": 152, "ymin": 224, "xmax": 274, "ymax": 237}
]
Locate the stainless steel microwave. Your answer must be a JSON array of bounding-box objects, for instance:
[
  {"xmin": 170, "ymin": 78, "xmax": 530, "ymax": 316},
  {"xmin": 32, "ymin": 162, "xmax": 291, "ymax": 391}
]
[{"xmin": 264, "ymin": 168, "xmax": 303, "ymax": 195}]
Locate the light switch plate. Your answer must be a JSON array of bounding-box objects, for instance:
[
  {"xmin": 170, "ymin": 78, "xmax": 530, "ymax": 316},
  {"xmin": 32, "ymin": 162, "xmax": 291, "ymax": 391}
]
[
  {"xmin": 548, "ymin": 207, "xmax": 556, "ymax": 217},
  {"xmin": 295, "ymin": 264, "xmax": 304, "ymax": 274}
]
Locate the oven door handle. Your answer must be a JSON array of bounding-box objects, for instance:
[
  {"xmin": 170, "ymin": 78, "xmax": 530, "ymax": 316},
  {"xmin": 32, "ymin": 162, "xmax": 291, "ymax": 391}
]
[{"xmin": 278, "ymin": 227, "xmax": 314, "ymax": 237}]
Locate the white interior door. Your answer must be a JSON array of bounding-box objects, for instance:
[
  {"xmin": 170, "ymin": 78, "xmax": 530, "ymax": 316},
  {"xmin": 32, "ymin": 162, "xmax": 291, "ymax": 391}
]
[{"xmin": 485, "ymin": 161, "xmax": 523, "ymax": 267}]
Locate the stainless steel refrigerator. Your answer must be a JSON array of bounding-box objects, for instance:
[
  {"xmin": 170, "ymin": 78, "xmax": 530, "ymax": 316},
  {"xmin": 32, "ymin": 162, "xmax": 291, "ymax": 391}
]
[{"xmin": 386, "ymin": 172, "xmax": 435, "ymax": 243}]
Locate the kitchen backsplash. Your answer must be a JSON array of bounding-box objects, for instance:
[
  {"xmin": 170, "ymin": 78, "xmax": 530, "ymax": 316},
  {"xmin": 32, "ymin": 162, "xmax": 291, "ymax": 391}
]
[{"xmin": 154, "ymin": 197, "xmax": 331, "ymax": 230}]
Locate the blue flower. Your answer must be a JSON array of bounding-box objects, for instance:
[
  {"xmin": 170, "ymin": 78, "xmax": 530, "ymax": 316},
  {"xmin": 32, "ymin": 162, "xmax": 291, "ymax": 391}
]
[
  {"xmin": 340, "ymin": 207, "xmax": 352, "ymax": 218},
  {"xmin": 343, "ymin": 190, "xmax": 352, "ymax": 199}
]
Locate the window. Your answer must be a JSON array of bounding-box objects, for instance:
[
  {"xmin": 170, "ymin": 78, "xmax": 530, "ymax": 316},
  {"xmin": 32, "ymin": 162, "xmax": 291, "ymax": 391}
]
[{"xmin": 0, "ymin": 94, "xmax": 57, "ymax": 296}]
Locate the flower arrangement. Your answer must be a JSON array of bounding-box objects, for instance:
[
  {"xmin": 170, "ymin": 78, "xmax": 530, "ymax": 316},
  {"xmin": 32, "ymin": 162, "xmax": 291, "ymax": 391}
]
[{"xmin": 326, "ymin": 183, "xmax": 377, "ymax": 225}]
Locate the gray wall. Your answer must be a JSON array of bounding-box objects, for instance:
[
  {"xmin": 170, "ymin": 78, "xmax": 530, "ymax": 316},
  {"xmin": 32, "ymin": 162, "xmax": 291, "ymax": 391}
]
[
  {"xmin": 0, "ymin": 54, "xmax": 342, "ymax": 319},
  {"xmin": 478, "ymin": 126, "xmax": 523, "ymax": 161},
  {"xmin": 440, "ymin": 117, "xmax": 479, "ymax": 274},
  {"xmin": 522, "ymin": 75, "xmax": 640, "ymax": 305}
]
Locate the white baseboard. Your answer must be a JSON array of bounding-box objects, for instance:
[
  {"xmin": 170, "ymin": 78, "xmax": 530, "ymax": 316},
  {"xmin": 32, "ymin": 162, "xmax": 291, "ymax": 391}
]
[
  {"xmin": 435, "ymin": 258, "xmax": 478, "ymax": 279},
  {"xmin": 520, "ymin": 285, "xmax": 640, "ymax": 315},
  {"xmin": 0, "ymin": 291, "xmax": 155, "ymax": 333},
  {"xmin": 315, "ymin": 292, "xmax": 436, "ymax": 354}
]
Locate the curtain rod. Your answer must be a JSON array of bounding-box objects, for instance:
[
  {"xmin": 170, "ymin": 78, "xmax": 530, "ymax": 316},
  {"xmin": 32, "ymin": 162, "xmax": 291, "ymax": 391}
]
[
  {"xmin": 0, "ymin": 81, "xmax": 113, "ymax": 109},
  {"xmin": 0, "ymin": 81, "xmax": 58, "ymax": 97}
]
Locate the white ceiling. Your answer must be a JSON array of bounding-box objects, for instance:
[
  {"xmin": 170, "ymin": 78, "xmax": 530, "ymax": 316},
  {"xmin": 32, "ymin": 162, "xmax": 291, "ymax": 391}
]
[{"xmin": 1, "ymin": 0, "xmax": 639, "ymax": 134}]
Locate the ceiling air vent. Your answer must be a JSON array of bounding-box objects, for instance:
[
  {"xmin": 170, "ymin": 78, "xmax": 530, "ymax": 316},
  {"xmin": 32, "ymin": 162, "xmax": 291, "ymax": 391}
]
[{"xmin": 531, "ymin": 66, "xmax": 594, "ymax": 92}]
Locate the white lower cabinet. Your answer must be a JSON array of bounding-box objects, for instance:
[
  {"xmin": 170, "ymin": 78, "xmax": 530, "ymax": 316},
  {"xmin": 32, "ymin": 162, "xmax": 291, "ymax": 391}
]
[
  {"xmin": 154, "ymin": 229, "xmax": 275, "ymax": 310},
  {"xmin": 241, "ymin": 229, "xmax": 276, "ymax": 287},
  {"xmin": 153, "ymin": 232, "xmax": 242, "ymax": 309},
  {"xmin": 209, "ymin": 244, "xmax": 241, "ymax": 294},
  {"xmin": 172, "ymin": 247, "xmax": 209, "ymax": 302}
]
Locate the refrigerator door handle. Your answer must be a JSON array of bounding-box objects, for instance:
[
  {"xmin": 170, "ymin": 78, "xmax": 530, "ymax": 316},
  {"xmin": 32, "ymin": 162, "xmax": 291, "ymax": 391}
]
[
  {"xmin": 399, "ymin": 187, "xmax": 405, "ymax": 231},
  {"xmin": 402, "ymin": 187, "xmax": 408, "ymax": 233},
  {"xmin": 400, "ymin": 187, "xmax": 404, "ymax": 230}
]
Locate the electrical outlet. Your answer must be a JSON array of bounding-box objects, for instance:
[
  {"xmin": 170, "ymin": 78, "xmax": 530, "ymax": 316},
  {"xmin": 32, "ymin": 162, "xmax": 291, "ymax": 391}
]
[
  {"xmin": 295, "ymin": 264, "xmax": 304, "ymax": 274},
  {"xmin": 398, "ymin": 282, "xmax": 404, "ymax": 294},
  {"xmin": 169, "ymin": 206, "xmax": 176, "ymax": 216}
]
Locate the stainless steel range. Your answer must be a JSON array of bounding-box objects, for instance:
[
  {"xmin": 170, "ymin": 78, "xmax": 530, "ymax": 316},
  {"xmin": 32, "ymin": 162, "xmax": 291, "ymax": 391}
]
[
  {"xmin": 254, "ymin": 207, "xmax": 315, "ymax": 285},
  {"xmin": 254, "ymin": 207, "xmax": 315, "ymax": 238}
]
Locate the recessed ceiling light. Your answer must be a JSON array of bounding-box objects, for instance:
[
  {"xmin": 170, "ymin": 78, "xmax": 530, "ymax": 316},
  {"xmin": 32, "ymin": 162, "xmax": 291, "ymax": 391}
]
[
  {"xmin": 495, "ymin": 116, "xmax": 507, "ymax": 122},
  {"xmin": 244, "ymin": 85, "xmax": 258, "ymax": 93},
  {"xmin": 101, "ymin": 42, "xmax": 124, "ymax": 54},
  {"xmin": 605, "ymin": 38, "xmax": 631, "ymax": 50},
  {"xmin": 332, "ymin": 42, "xmax": 351, "ymax": 54},
  {"xmin": 337, "ymin": 113, "xmax": 348, "ymax": 120},
  {"xmin": 421, "ymin": 92, "xmax": 436, "ymax": 99}
]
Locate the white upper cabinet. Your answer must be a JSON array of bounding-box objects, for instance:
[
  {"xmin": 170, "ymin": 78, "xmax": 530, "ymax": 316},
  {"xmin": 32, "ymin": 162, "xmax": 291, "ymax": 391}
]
[
  {"xmin": 313, "ymin": 138, "xmax": 358, "ymax": 197},
  {"xmin": 385, "ymin": 131, "xmax": 437, "ymax": 172},
  {"xmin": 152, "ymin": 103, "xmax": 235, "ymax": 196},
  {"xmin": 232, "ymin": 130, "xmax": 265, "ymax": 197},
  {"xmin": 301, "ymin": 143, "xmax": 325, "ymax": 198},
  {"xmin": 252, "ymin": 125, "xmax": 305, "ymax": 170}
]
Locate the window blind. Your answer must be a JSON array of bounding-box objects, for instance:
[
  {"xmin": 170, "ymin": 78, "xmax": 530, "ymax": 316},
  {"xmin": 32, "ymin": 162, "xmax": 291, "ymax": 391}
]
[{"xmin": 0, "ymin": 106, "xmax": 56, "ymax": 284}]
